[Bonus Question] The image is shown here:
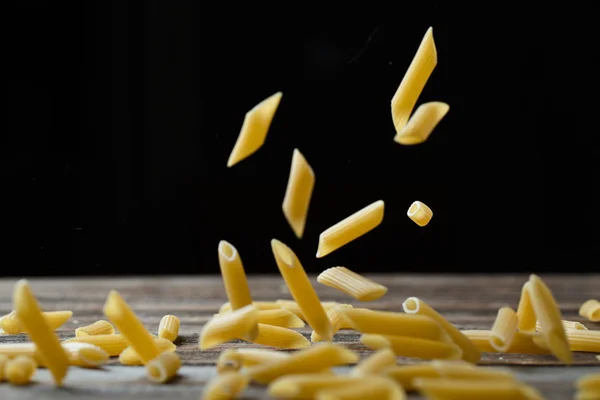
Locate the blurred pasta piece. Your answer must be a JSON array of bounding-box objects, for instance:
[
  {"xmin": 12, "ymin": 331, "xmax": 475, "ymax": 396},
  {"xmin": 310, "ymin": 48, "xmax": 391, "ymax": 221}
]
[{"xmin": 317, "ymin": 267, "xmax": 387, "ymax": 301}]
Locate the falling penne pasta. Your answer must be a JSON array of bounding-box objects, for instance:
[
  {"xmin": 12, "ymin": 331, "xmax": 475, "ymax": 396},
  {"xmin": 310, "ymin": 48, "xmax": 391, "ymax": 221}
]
[
  {"xmin": 202, "ymin": 372, "xmax": 250, "ymax": 400},
  {"xmin": 536, "ymin": 319, "xmax": 588, "ymax": 332},
  {"xmin": 406, "ymin": 201, "xmax": 433, "ymax": 227},
  {"xmin": 413, "ymin": 378, "xmax": 544, "ymax": 400},
  {"xmin": 317, "ymin": 267, "xmax": 388, "ymax": 301},
  {"xmin": 383, "ymin": 363, "xmax": 441, "ymax": 392},
  {"xmin": 158, "ymin": 315, "xmax": 180, "ymax": 342},
  {"xmin": 576, "ymin": 373, "xmax": 600, "ymax": 392},
  {"xmin": 271, "ymin": 239, "xmax": 333, "ymax": 341},
  {"xmin": 461, "ymin": 330, "xmax": 550, "ymax": 354},
  {"xmin": 275, "ymin": 300, "xmax": 341, "ymax": 322},
  {"xmin": 246, "ymin": 343, "xmax": 359, "ymax": 384},
  {"xmin": 218, "ymin": 240, "xmax": 253, "ymax": 311},
  {"xmin": 316, "ymin": 200, "xmax": 384, "ymax": 258},
  {"xmin": 564, "ymin": 329, "xmax": 600, "ymax": 353},
  {"xmin": 250, "ymin": 323, "xmax": 310, "ymax": 349},
  {"xmin": 394, "ymin": 101, "xmax": 449, "ymax": 145},
  {"xmin": 227, "ymin": 91, "xmax": 282, "ymax": 167},
  {"xmin": 490, "ymin": 307, "xmax": 518, "ymax": 352},
  {"xmin": 4, "ymin": 355, "xmax": 37, "ymax": 385},
  {"xmin": 282, "ymin": 148, "xmax": 316, "ymax": 239},
  {"xmin": 217, "ymin": 348, "xmax": 290, "ymax": 374},
  {"xmin": 75, "ymin": 320, "xmax": 115, "ymax": 337},
  {"xmin": 146, "ymin": 352, "xmax": 181, "ymax": 384},
  {"xmin": 199, "ymin": 304, "xmax": 259, "ymax": 349},
  {"xmin": 579, "ymin": 299, "xmax": 600, "ymax": 322},
  {"xmin": 311, "ymin": 304, "xmax": 353, "ymax": 342},
  {"xmin": 402, "ymin": 297, "xmax": 481, "ymax": 363},
  {"xmin": 61, "ymin": 342, "xmax": 109, "ymax": 368},
  {"xmin": 257, "ymin": 309, "xmax": 305, "ymax": 329},
  {"xmin": 219, "ymin": 301, "xmax": 281, "ymax": 314},
  {"xmin": 341, "ymin": 308, "xmax": 449, "ymax": 342},
  {"xmin": 528, "ymin": 274, "xmax": 572, "ymax": 364},
  {"xmin": 0, "ymin": 310, "xmax": 73, "ymax": 334},
  {"xmin": 391, "ymin": 27, "xmax": 437, "ymax": 132},
  {"xmin": 350, "ymin": 348, "xmax": 397, "ymax": 377},
  {"xmin": 0, "ymin": 343, "xmax": 38, "ymax": 360},
  {"xmin": 119, "ymin": 338, "xmax": 177, "ymax": 366},
  {"xmin": 516, "ymin": 281, "xmax": 536, "ymax": 334},
  {"xmin": 361, "ymin": 334, "xmax": 462, "ymax": 360},
  {"xmin": 431, "ymin": 360, "xmax": 515, "ymax": 381},
  {"xmin": 13, "ymin": 280, "xmax": 69, "ymax": 386},
  {"xmin": 63, "ymin": 334, "xmax": 129, "ymax": 356},
  {"xmin": 315, "ymin": 376, "xmax": 405, "ymax": 400},
  {"xmin": 268, "ymin": 374, "xmax": 364, "ymax": 399}
]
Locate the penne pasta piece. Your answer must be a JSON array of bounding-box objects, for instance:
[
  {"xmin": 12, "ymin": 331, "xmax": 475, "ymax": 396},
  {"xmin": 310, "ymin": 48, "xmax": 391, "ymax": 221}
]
[
  {"xmin": 315, "ymin": 376, "xmax": 406, "ymax": 400},
  {"xmin": 528, "ymin": 274, "xmax": 572, "ymax": 364},
  {"xmin": 218, "ymin": 241, "xmax": 253, "ymax": 311},
  {"xmin": 383, "ymin": 364, "xmax": 440, "ymax": 391},
  {"xmin": 461, "ymin": 330, "xmax": 550, "ymax": 354},
  {"xmin": 146, "ymin": 352, "xmax": 181, "ymax": 383},
  {"xmin": 61, "ymin": 342, "xmax": 109, "ymax": 368},
  {"xmin": 431, "ymin": 360, "xmax": 515, "ymax": 381},
  {"xmin": 350, "ymin": 348, "xmax": 397, "ymax": 377},
  {"xmin": 282, "ymin": 148, "xmax": 316, "ymax": 239},
  {"xmin": 576, "ymin": 373, "xmax": 600, "ymax": 392},
  {"xmin": 361, "ymin": 334, "xmax": 462, "ymax": 360},
  {"xmin": 219, "ymin": 301, "xmax": 280, "ymax": 314},
  {"xmin": 1, "ymin": 310, "xmax": 73, "ymax": 334},
  {"xmin": 0, "ymin": 343, "xmax": 38, "ymax": 360},
  {"xmin": 75, "ymin": 320, "xmax": 115, "ymax": 337},
  {"xmin": 5, "ymin": 355, "xmax": 37, "ymax": 385},
  {"xmin": 317, "ymin": 267, "xmax": 388, "ymax": 301},
  {"xmin": 413, "ymin": 378, "xmax": 544, "ymax": 400},
  {"xmin": 227, "ymin": 91, "xmax": 282, "ymax": 167},
  {"xmin": 158, "ymin": 315, "xmax": 180, "ymax": 342},
  {"xmin": 275, "ymin": 300, "xmax": 341, "ymax": 322},
  {"xmin": 406, "ymin": 201, "xmax": 433, "ymax": 227},
  {"xmin": 250, "ymin": 323, "xmax": 311, "ymax": 349},
  {"xmin": 217, "ymin": 348, "xmax": 290, "ymax": 374},
  {"xmin": 575, "ymin": 390, "xmax": 600, "ymax": 400},
  {"xmin": 536, "ymin": 319, "xmax": 588, "ymax": 332},
  {"xmin": 269, "ymin": 374, "xmax": 364, "ymax": 399},
  {"xmin": 391, "ymin": 27, "xmax": 437, "ymax": 133},
  {"xmin": 394, "ymin": 101, "xmax": 449, "ymax": 145},
  {"xmin": 516, "ymin": 281, "xmax": 537, "ymax": 334},
  {"xmin": 246, "ymin": 343, "xmax": 359, "ymax": 384},
  {"xmin": 199, "ymin": 304, "xmax": 259, "ymax": 349},
  {"xmin": 103, "ymin": 290, "xmax": 160, "ymax": 365},
  {"xmin": 257, "ymin": 309, "xmax": 306, "ymax": 329},
  {"xmin": 490, "ymin": 307, "xmax": 518, "ymax": 352},
  {"xmin": 341, "ymin": 308, "xmax": 450, "ymax": 342},
  {"xmin": 63, "ymin": 334, "xmax": 129, "ymax": 356},
  {"xmin": 0, "ymin": 354, "xmax": 6, "ymax": 381},
  {"xmin": 312, "ymin": 304, "xmax": 353, "ymax": 342},
  {"xmin": 402, "ymin": 297, "xmax": 481, "ymax": 363},
  {"xmin": 579, "ymin": 299, "xmax": 600, "ymax": 322},
  {"xmin": 316, "ymin": 200, "xmax": 384, "ymax": 258},
  {"xmin": 13, "ymin": 280, "xmax": 69, "ymax": 386},
  {"xmin": 564, "ymin": 329, "xmax": 600, "ymax": 353},
  {"xmin": 202, "ymin": 372, "xmax": 250, "ymax": 400},
  {"xmin": 119, "ymin": 338, "xmax": 177, "ymax": 366},
  {"xmin": 271, "ymin": 240, "xmax": 333, "ymax": 341}
]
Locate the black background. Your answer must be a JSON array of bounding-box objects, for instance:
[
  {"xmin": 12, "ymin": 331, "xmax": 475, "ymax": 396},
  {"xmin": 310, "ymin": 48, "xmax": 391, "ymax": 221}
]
[{"xmin": 4, "ymin": 2, "xmax": 599, "ymax": 276}]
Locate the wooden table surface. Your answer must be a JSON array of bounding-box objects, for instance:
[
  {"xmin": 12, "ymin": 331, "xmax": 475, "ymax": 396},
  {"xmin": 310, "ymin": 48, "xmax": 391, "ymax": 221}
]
[{"xmin": 0, "ymin": 274, "xmax": 598, "ymax": 399}]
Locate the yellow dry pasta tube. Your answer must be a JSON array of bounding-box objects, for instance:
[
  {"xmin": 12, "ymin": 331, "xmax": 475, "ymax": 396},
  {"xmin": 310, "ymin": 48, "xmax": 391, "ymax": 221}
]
[
  {"xmin": 402, "ymin": 297, "xmax": 481, "ymax": 363},
  {"xmin": 146, "ymin": 351, "xmax": 181, "ymax": 383},
  {"xmin": 536, "ymin": 319, "xmax": 588, "ymax": 332},
  {"xmin": 202, "ymin": 372, "xmax": 250, "ymax": 400},
  {"xmin": 75, "ymin": 320, "xmax": 115, "ymax": 337},
  {"xmin": 383, "ymin": 363, "xmax": 440, "ymax": 391},
  {"xmin": 257, "ymin": 309, "xmax": 305, "ymax": 328},
  {"xmin": 5, "ymin": 355, "xmax": 37, "ymax": 385},
  {"xmin": 1, "ymin": 310, "xmax": 73, "ymax": 334},
  {"xmin": 13, "ymin": 280, "xmax": 69, "ymax": 386},
  {"xmin": 275, "ymin": 300, "xmax": 341, "ymax": 322},
  {"xmin": 490, "ymin": 306, "xmax": 518, "ymax": 352},
  {"xmin": 413, "ymin": 378, "xmax": 544, "ymax": 400},
  {"xmin": 350, "ymin": 348, "xmax": 396, "ymax": 377},
  {"xmin": 227, "ymin": 91, "xmax": 282, "ymax": 167},
  {"xmin": 218, "ymin": 240, "xmax": 253, "ymax": 311},
  {"xmin": 246, "ymin": 343, "xmax": 359, "ymax": 384},
  {"xmin": 0, "ymin": 354, "xmax": 7, "ymax": 382},
  {"xmin": 315, "ymin": 376, "xmax": 406, "ymax": 400},
  {"xmin": 158, "ymin": 314, "xmax": 180, "ymax": 342},
  {"xmin": 579, "ymin": 299, "xmax": 600, "ymax": 322},
  {"xmin": 406, "ymin": 200, "xmax": 433, "ymax": 227},
  {"xmin": 394, "ymin": 101, "xmax": 449, "ymax": 145},
  {"xmin": 271, "ymin": 239, "xmax": 333, "ymax": 341},
  {"xmin": 528, "ymin": 274, "xmax": 572, "ymax": 364},
  {"xmin": 219, "ymin": 301, "xmax": 280, "ymax": 314},
  {"xmin": 103, "ymin": 290, "xmax": 160, "ymax": 364},
  {"xmin": 120, "ymin": 338, "xmax": 177, "ymax": 365},
  {"xmin": 311, "ymin": 304, "xmax": 353, "ymax": 342},
  {"xmin": 269, "ymin": 374, "xmax": 364, "ymax": 399},
  {"xmin": 199, "ymin": 304, "xmax": 259, "ymax": 349},
  {"xmin": 0, "ymin": 343, "xmax": 38, "ymax": 359},
  {"xmin": 317, "ymin": 267, "xmax": 388, "ymax": 301},
  {"xmin": 576, "ymin": 373, "xmax": 600, "ymax": 392},
  {"xmin": 63, "ymin": 334, "xmax": 129, "ymax": 356},
  {"xmin": 516, "ymin": 281, "xmax": 536, "ymax": 334},
  {"xmin": 316, "ymin": 200, "xmax": 384, "ymax": 258},
  {"xmin": 61, "ymin": 342, "xmax": 109, "ymax": 368},
  {"xmin": 282, "ymin": 148, "xmax": 315, "ymax": 239},
  {"xmin": 564, "ymin": 329, "xmax": 600, "ymax": 352},
  {"xmin": 250, "ymin": 323, "xmax": 311, "ymax": 349},
  {"xmin": 217, "ymin": 348, "xmax": 289, "ymax": 373},
  {"xmin": 461, "ymin": 330, "xmax": 550, "ymax": 354},
  {"xmin": 341, "ymin": 308, "xmax": 450, "ymax": 342},
  {"xmin": 431, "ymin": 360, "xmax": 515, "ymax": 381},
  {"xmin": 361, "ymin": 334, "xmax": 462, "ymax": 360},
  {"xmin": 391, "ymin": 26, "xmax": 437, "ymax": 132}
]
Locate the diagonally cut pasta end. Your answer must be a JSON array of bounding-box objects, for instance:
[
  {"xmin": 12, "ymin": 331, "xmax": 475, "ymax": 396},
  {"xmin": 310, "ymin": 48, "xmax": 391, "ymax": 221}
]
[
  {"xmin": 218, "ymin": 240, "xmax": 237, "ymax": 262},
  {"xmin": 271, "ymin": 239, "xmax": 294, "ymax": 267},
  {"xmin": 547, "ymin": 331, "xmax": 573, "ymax": 365}
]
